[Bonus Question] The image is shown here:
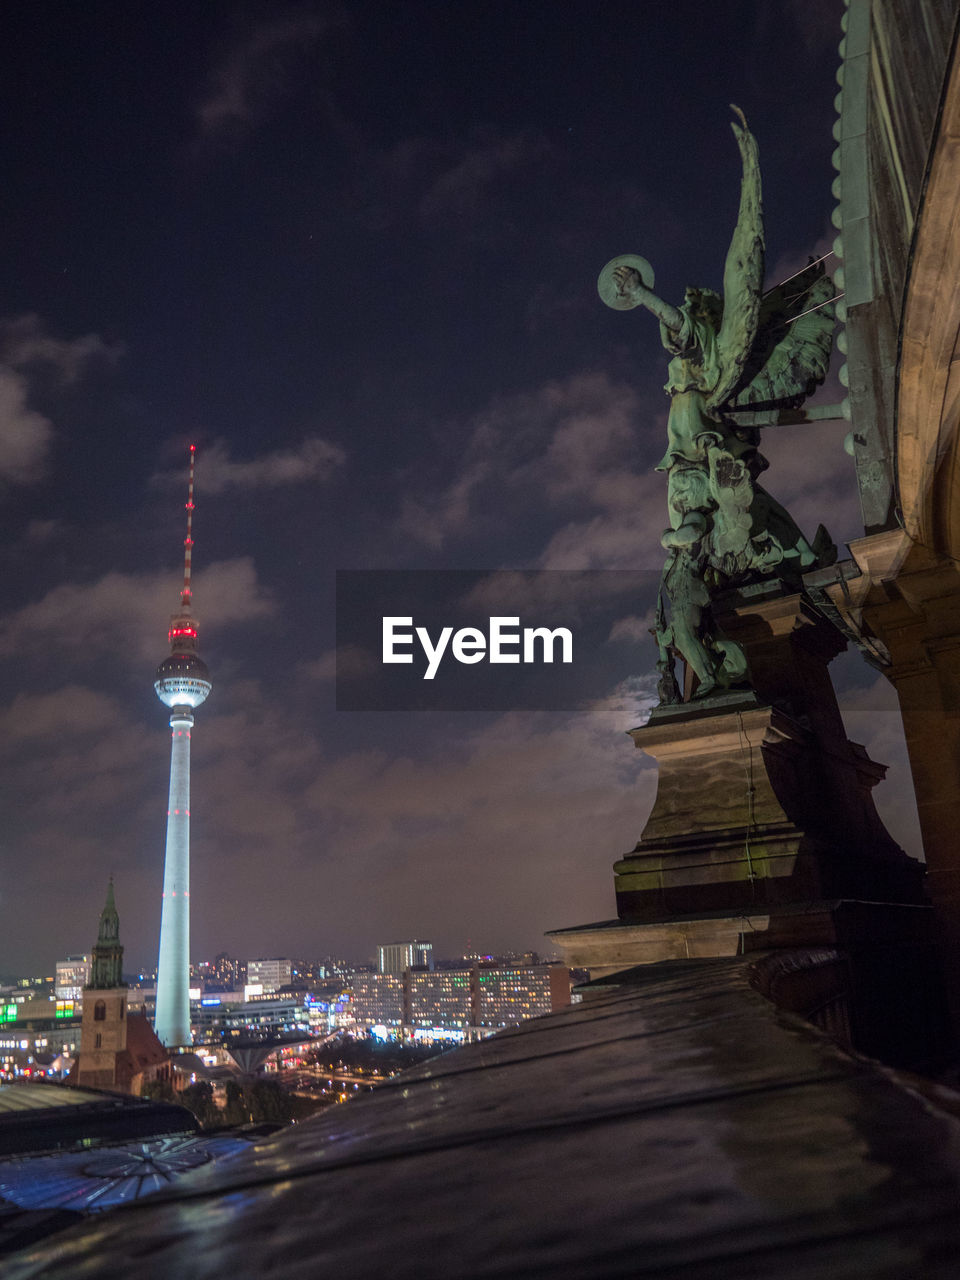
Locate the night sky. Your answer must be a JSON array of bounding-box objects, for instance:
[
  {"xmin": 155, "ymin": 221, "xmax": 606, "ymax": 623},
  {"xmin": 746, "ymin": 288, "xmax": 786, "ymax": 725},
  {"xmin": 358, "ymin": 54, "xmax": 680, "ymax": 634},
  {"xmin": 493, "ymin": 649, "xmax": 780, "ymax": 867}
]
[{"xmin": 0, "ymin": 1, "xmax": 920, "ymax": 975}]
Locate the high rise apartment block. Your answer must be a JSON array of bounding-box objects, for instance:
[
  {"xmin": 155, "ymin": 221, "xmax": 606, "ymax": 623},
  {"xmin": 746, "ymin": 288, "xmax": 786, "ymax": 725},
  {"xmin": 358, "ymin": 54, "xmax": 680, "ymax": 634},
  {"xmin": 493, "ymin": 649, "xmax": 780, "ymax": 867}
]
[
  {"xmin": 474, "ymin": 964, "xmax": 571, "ymax": 1029},
  {"xmin": 246, "ymin": 958, "xmax": 293, "ymax": 993},
  {"xmin": 351, "ymin": 963, "xmax": 570, "ymax": 1039},
  {"xmin": 350, "ymin": 972, "xmax": 405, "ymax": 1030},
  {"xmin": 406, "ymin": 969, "xmax": 472, "ymax": 1032},
  {"xmin": 377, "ymin": 940, "xmax": 434, "ymax": 976}
]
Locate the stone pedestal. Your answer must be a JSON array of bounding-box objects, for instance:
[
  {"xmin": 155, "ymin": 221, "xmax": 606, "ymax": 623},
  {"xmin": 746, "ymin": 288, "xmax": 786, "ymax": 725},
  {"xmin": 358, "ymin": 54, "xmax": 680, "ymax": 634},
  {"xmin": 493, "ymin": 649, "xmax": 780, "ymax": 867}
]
[
  {"xmin": 551, "ymin": 584, "xmax": 925, "ymax": 976},
  {"xmin": 614, "ymin": 586, "xmax": 924, "ymax": 922},
  {"xmin": 548, "ymin": 901, "xmax": 933, "ymax": 976}
]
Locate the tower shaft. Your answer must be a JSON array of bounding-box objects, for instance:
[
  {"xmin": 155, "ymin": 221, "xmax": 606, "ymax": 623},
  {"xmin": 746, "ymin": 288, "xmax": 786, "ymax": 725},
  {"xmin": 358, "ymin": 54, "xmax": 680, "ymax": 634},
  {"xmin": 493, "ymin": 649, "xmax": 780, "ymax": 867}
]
[
  {"xmin": 153, "ymin": 444, "xmax": 210, "ymax": 1049},
  {"xmin": 154, "ymin": 708, "xmax": 194, "ymax": 1046}
]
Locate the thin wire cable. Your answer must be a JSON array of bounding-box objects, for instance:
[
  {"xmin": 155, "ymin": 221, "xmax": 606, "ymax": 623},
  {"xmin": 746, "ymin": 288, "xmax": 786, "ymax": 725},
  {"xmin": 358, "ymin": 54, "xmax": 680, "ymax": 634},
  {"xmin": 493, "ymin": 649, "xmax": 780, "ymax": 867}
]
[
  {"xmin": 762, "ymin": 250, "xmax": 836, "ymax": 296},
  {"xmin": 767, "ymin": 292, "xmax": 845, "ymax": 334}
]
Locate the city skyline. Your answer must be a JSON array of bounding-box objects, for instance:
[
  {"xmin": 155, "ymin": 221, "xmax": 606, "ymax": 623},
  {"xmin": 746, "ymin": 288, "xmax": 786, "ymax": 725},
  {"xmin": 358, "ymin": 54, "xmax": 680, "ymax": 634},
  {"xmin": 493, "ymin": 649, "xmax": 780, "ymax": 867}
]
[
  {"xmin": 7, "ymin": 939, "xmax": 560, "ymax": 987},
  {"xmin": 0, "ymin": 1, "xmax": 921, "ymax": 975}
]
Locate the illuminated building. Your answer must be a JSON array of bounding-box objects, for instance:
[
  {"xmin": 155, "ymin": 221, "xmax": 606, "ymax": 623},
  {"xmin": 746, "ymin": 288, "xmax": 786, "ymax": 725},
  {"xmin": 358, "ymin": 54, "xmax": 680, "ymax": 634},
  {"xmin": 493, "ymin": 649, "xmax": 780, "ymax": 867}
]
[
  {"xmin": 350, "ymin": 973, "xmax": 404, "ymax": 1031},
  {"xmin": 246, "ymin": 958, "xmax": 293, "ymax": 993},
  {"xmin": 153, "ymin": 446, "xmax": 211, "ymax": 1048},
  {"xmin": 350, "ymin": 964, "xmax": 570, "ymax": 1040},
  {"xmin": 474, "ymin": 964, "xmax": 571, "ymax": 1029},
  {"xmin": 0, "ymin": 993, "xmax": 80, "ymax": 1079},
  {"xmin": 193, "ymin": 952, "xmax": 244, "ymax": 990},
  {"xmin": 377, "ymin": 940, "xmax": 433, "ymax": 976},
  {"xmin": 406, "ymin": 969, "xmax": 473, "ymax": 1034},
  {"xmin": 191, "ymin": 992, "xmax": 329, "ymax": 1040},
  {"xmin": 54, "ymin": 955, "xmax": 91, "ymax": 1002}
]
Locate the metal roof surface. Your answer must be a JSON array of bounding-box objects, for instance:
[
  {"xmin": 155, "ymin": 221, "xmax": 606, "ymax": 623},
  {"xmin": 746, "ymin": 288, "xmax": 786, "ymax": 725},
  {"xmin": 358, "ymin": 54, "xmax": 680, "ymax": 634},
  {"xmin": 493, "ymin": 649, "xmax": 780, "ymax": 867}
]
[
  {"xmin": 0, "ymin": 1084, "xmax": 109, "ymax": 1114},
  {"xmin": 7, "ymin": 955, "xmax": 960, "ymax": 1278}
]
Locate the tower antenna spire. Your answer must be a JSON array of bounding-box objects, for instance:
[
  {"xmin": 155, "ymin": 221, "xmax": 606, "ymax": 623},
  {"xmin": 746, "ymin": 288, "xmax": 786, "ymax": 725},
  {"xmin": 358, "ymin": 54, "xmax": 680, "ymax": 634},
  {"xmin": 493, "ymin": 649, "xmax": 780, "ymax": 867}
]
[
  {"xmin": 181, "ymin": 444, "xmax": 196, "ymax": 610},
  {"xmin": 166, "ymin": 445, "xmax": 201, "ymax": 654}
]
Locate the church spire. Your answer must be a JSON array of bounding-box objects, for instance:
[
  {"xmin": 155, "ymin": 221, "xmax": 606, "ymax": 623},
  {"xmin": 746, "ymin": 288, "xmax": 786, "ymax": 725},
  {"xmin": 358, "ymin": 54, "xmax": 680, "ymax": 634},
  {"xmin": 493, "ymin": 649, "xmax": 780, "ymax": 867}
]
[{"xmin": 88, "ymin": 878, "xmax": 126, "ymax": 989}]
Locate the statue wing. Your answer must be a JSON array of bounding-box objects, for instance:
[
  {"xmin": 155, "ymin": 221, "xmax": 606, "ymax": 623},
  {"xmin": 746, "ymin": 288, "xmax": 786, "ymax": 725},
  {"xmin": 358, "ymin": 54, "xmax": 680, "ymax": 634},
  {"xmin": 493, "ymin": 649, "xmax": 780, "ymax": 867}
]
[
  {"xmin": 722, "ymin": 264, "xmax": 835, "ymax": 409},
  {"xmin": 704, "ymin": 107, "xmax": 765, "ymax": 410}
]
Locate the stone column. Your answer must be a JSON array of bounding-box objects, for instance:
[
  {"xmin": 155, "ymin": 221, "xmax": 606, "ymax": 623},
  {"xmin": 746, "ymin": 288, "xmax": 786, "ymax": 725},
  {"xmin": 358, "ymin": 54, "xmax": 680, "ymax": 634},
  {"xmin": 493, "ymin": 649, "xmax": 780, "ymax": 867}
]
[{"xmin": 835, "ymin": 533, "xmax": 960, "ymax": 1033}]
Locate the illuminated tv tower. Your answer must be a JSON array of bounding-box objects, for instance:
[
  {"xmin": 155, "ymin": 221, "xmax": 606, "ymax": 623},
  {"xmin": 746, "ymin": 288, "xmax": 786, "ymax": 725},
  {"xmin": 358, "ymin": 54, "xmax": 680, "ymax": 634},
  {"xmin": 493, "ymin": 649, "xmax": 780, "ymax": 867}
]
[{"xmin": 153, "ymin": 445, "xmax": 211, "ymax": 1047}]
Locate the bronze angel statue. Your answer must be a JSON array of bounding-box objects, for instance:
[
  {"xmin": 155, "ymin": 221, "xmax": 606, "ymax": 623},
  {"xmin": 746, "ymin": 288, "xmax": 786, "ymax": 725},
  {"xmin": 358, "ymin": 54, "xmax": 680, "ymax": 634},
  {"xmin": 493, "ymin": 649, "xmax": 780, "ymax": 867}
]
[{"xmin": 599, "ymin": 106, "xmax": 837, "ymax": 701}]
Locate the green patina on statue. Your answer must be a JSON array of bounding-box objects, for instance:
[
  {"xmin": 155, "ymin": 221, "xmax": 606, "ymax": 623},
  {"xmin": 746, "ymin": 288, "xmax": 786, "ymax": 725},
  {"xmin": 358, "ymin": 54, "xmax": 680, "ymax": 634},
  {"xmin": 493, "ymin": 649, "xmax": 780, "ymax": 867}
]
[{"xmin": 599, "ymin": 107, "xmax": 837, "ymax": 702}]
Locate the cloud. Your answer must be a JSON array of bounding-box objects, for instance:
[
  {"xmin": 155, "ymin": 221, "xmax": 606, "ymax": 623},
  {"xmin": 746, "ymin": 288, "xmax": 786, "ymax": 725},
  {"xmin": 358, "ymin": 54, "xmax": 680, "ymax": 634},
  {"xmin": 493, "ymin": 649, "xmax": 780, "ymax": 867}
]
[
  {"xmin": 0, "ymin": 313, "xmax": 125, "ymax": 383},
  {"xmin": 0, "ymin": 367, "xmax": 53, "ymax": 484},
  {"xmin": 294, "ymin": 681, "xmax": 658, "ymax": 951},
  {"xmin": 608, "ymin": 612, "xmax": 656, "ymax": 643},
  {"xmin": 0, "ymin": 680, "xmax": 165, "ymax": 964},
  {"xmin": 349, "ymin": 127, "xmax": 554, "ymax": 235},
  {"xmin": 538, "ymin": 501, "xmax": 666, "ymax": 571},
  {"xmin": 0, "ymin": 685, "xmax": 125, "ymax": 743},
  {"xmin": 153, "ymin": 437, "xmax": 345, "ymax": 495},
  {"xmin": 302, "ymin": 644, "xmax": 376, "ymax": 682},
  {"xmin": 397, "ymin": 370, "xmax": 656, "ymax": 554},
  {"xmin": 196, "ymin": 13, "xmax": 331, "ymax": 143},
  {"xmin": 397, "ymin": 460, "xmax": 492, "ymax": 551},
  {"xmin": 420, "ymin": 133, "xmax": 552, "ymax": 220},
  {"xmin": 23, "ymin": 518, "xmax": 65, "ymax": 544},
  {"xmin": 0, "ymin": 315, "xmax": 123, "ymax": 486},
  {"xmin": 0, "ymin": 557, "xmax": 273, "ymax": 666}
]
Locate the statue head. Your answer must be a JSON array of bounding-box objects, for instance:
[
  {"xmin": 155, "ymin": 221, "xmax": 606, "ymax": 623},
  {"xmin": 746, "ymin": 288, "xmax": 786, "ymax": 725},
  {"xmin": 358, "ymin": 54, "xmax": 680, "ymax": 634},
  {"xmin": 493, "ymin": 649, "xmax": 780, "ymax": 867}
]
[{"xmin": 667, "ymin": 464, "xmax": 713, "ymax": 522}]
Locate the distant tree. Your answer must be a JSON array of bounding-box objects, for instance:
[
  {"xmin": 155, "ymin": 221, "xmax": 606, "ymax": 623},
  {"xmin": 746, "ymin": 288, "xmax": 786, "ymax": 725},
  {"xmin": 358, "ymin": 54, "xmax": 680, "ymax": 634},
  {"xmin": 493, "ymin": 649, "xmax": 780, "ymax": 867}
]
[
  {"xmin": 141, "ymin": 1078, "xmax": 176, "ymax": 1104},
  {"xmin": 223, "ymin": 1078, "xmax": 249, "ymax": 1126},
  {"xmin": 180, "ymin": 1080, "xmax": 216, "ymax": 1126},
  {"xmin": 248, "ymin": 1079, "xmax": 291, "ymax": 1123}
]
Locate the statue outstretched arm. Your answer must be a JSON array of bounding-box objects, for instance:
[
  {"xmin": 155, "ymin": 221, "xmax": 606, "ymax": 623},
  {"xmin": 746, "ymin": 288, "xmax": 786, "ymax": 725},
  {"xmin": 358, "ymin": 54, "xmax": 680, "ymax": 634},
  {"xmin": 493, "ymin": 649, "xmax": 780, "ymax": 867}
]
[
  {"xmin": 610, "ymin": 266, "xmax": 684, "ymax": 333},
  {"xmin": 598, "ymin": 254, "xmax": 683, "ymax": 332},
  {"xmin": 706, "ymin": 105, "xmax": 765, "ymax": 408}
]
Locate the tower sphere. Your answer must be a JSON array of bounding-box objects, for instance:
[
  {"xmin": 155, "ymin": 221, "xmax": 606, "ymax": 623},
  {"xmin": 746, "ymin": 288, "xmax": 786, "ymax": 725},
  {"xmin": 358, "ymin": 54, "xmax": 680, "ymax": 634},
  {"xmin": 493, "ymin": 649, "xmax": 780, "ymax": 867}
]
[{"xmin": 154, "ymin": 652, "xmax": 211, "ymax": 708}]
